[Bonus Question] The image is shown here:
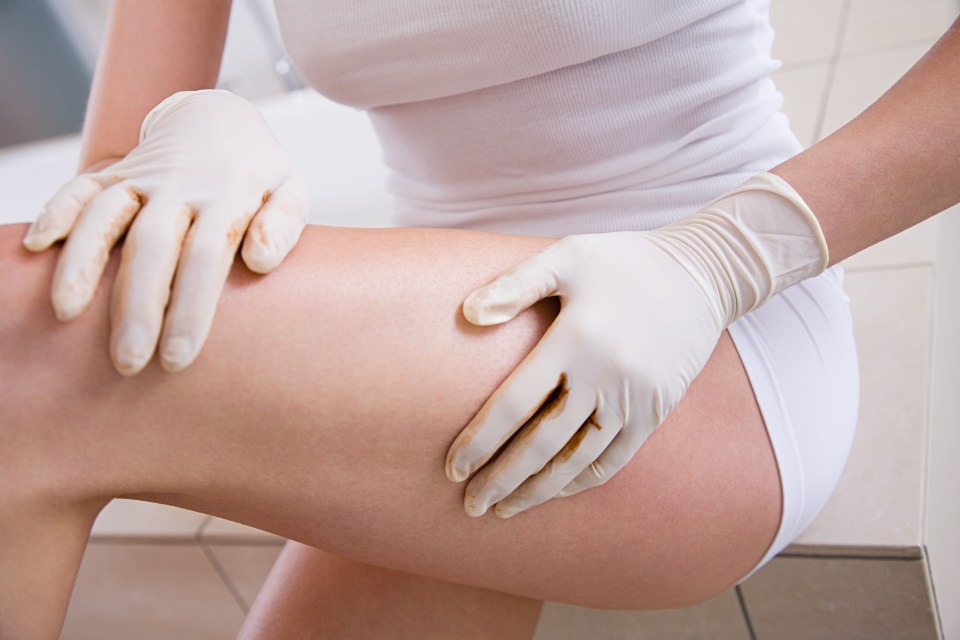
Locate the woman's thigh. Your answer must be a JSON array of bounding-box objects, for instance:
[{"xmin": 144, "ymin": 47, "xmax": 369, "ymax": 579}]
[{"xmin": 1, "ymin": 222, "xmax": 780, "ymax": 610}]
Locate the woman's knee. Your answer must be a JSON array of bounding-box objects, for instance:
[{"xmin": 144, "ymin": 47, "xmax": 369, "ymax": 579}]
[{"xmin": 0, "ymin": 224, "xmax": 113, "ymax": 511}]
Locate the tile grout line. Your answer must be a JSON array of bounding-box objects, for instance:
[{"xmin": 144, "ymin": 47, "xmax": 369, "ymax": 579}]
[
  {"xmin": 835, "ymin": 35, "xmax": 941, "ymax": 61},
  {"xmin": 87, "ymin": 537, "xmax": 204, "ymax": 546},
  {"xmin": 196, "ymin": 514, "xmax": 287, "ymax": 546},
  {"xmin": 198, "ymin": 514, "xmax": 213, "ymax": 537},
  {"xmin": 842, "ymin": 261, "xmax": 935, "ymax": 274},
  {"xmin": 778, "ymin": 551, "xmax": 925, "ymax": 562},
  {"xmin": 922, "ymin": 546, "xmax": 946, "ymax": 638},
  {"xmin": 192, "ymin": 538, "xmax": 287, "ymax": 547},
  {"xmin": 778, "ymin": 35, "xmax": 944, "ymax": 74},
  {"xmin": 810, "ymin": 0, "xmax": 852, "ymax": 143},
  {"xmin": 920, "ymin": 219, "xmax": 943, "ymax": 636},
  {"xmin": 734, "ymin": 586, "xmax": 759, "ymax": 640},
  {"xmin": 196, "ymin": 528, "xmax": 252, "ymax": 615}
]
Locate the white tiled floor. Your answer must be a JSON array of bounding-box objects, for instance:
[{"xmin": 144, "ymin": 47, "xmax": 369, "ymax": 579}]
[
  {"xmin": 64, "ymin": 510, "xmax": 285, "ymax": 638},
  {"xmin": 63, "ymin": 543, "xmax": 251, "ymax": 639},
  {"xmin": 13, "ymin": 0, "xmax": 960, "ymax": 637}
]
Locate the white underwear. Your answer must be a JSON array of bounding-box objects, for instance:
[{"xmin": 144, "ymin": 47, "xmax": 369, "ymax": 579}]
[{"xmin": 729, "ymin": 263, "xmax": 859, "ymax": 581}]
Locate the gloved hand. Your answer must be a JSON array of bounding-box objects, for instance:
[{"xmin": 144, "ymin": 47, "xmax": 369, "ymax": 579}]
[
  {"xmin": 446, "ymin": 173, "xmax": 829, "ymax": 518},
  {"xmin": 22, "ymin": 89, "xmax": 310, "ymax": 375}
]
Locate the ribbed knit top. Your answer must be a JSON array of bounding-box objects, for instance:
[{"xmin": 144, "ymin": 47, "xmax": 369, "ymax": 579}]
[{"xmin": 274, "ymin": 0, "xmax": 802, "ymax": 236}]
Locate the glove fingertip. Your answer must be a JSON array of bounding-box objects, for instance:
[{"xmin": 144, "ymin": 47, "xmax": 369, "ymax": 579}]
[
  {"xmin": 52, "ymin": 285, "xmax": 92, "ymax": 322},
  {"xmin": 241, "ymin": 243, "xmax": 283, "ymax": 274},
  {"xmin": 241, "ymin": 220, "xmax": 300, "ymax": 274},
  {"xmin": 22, "ymin": 231, "xmax": 51, "ymax": 252},
  {"xmin": 446, "ymin": 464, "xmax": 468, "ymax": 483},
  {"xmin": 160, "ymin": 336, "xmax": 197, "ymax": 373},
  {"xmin": 462, "ymin": 287, "xmax": 520, "ymax": 326},
  {"xmin": 444, "ymin": 447, "xmax": 470, "ymax": 482},
  {"xmin": 111, "ymin": 342, "xmax": 153, "ymax": 377},
  {"xmin": 463, "ymin": 494, "xmax": 489, "ymax": 518},
  {"xmin": 556, "ymin": 484, "xmax": 581, "ymax": 498},
  {"xmin": 23, "ymin": 215, "xmax": 64, "ymax": 251},
  {"xmin": 494, "ymin": 503, "xmax": 519, "ymax": 519}
]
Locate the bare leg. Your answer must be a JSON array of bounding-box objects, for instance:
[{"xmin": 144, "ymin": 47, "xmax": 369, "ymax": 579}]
[
  {"xmin": 240, "ymin": 542, "xmax": 543, "ymax": 639},
  {"xmin": 0, "ymin": 500, "xmax": 104, "ymax": 640},
  {"xmin": 0, "ymin": 222, "xmax": 780, "ymax": 638}
]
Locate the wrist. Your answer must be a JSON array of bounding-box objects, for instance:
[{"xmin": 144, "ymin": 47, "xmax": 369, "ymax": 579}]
[
  {"xmin": 139, "ymin": 89, "xmax": 241, "ymax": 143},
  {"xmin": 711, "ymin": 172, "xmax": 830, "ymax": 298},
  {"xmin": 79, "ymin": 155, "xmax": 125, "ymax": 174}
]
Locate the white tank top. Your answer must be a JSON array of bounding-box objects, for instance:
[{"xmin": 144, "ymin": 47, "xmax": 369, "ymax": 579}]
[{"xmin": 274, "ymin": 0, "xmax": 802, "ymax": 236}]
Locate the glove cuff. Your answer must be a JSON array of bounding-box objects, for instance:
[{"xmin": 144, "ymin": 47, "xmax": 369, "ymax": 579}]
[{"xmin": 649, "ymin": 172, "xmax": 829, "ymax": 325}]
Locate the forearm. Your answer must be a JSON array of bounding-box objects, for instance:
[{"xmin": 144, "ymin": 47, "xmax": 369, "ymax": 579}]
[
  {"xmin": 772, "ymin": 17, "xmax": 960, "ymax": 265},
  {"xmin": 79, "ymin": 0, "xmax": 233, "ymax": 169}
]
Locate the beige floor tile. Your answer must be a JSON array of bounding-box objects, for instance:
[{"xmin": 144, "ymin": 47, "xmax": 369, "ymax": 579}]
[
  {"xmin": 770, "ymin": 0, "xmax": 846, "ymax": 66},
  {"xmin": 772, "ymin": 63, "xmax": 831, "ymax": 148},
  {"xmin": 62, "ymin": 543, "xmax": 245, "ymax": 640},
  {"xmin": 201, "ymin": 517, "xmax": 286, "ymax": 544},
  {"xmin": 740, "ymin": 556, "xmax": 939, "ymax": 639},
  {"xmin": 791, "ymin": 266, "xmax": 932, "ymax": 552},
  {"xmin": 533, "ymin": 590, "xmax": 750, "ymax": 640},
  {"xmin": 840, "ymin": 0, "xmax": 957, "ymax": 55},
  {"xmin": 91, "ymin": 499, "xmax": 206, "ymax": 541},
  {"xmin": 841, "ymin": 216, "xmax": 939, "ymax": 272},
  {"xmin": 207, "ymin": 544, "xmax": 285, "ymax": 609},
  {"xmin": 821, "ymin": 42, "xmax": 935, "ymax": 138}
]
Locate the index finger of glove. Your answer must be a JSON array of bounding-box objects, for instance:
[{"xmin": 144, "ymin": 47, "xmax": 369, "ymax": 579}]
[
  {"xmin": 445, "ymin": 342, "xmax": 567, "ymax": 482},
  {"xmin": 50, "ymin": 185, "xmax": 142, "ymax": 321},
  {"xmin": 158, "ymin": 207, "xmax": 256, "ymax": 372}
]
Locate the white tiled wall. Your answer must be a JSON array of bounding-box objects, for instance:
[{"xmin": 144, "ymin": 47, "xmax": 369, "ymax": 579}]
[{"xmin": 927, "ymin": 205, "xmax": 960, "ymax": 639}]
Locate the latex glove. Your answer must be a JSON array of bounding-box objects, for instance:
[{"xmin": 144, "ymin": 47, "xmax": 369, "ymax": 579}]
[
  {"xmin": 446, "ymin": 173, "xmax": 828, "ymax": 518},
  {"xmin": 22, "ymin": 89, "xmax": 310, "ymax": 375}
]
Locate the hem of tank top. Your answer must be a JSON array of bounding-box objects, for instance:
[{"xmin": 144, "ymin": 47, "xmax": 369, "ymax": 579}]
[{"xmin": 383, "ymin": 158, "xmax": 780, "ymax": 214}]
